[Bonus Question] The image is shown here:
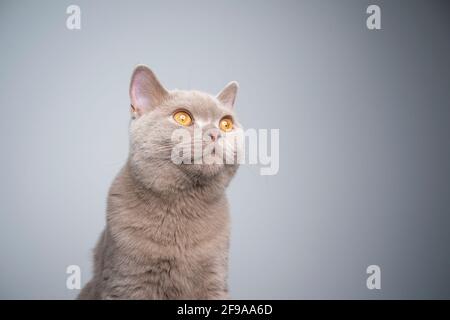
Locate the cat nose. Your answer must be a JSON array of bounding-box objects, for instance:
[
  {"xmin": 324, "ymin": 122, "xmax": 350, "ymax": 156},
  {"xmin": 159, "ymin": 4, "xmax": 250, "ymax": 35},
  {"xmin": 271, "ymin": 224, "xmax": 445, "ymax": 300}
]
[
  {"xmin": 207, "ymin": 130, "xmax": 220, "ymax": 142},
  {"xmin": 208, "ymin": 132, "xmax": 217, "ymax": 141}
]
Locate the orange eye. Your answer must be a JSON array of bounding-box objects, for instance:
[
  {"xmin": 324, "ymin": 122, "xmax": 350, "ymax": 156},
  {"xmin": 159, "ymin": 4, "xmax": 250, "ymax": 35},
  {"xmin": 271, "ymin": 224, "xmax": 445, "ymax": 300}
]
[
  {"xmin": 173, "ymin": 110, "xmax": 193, "ymax": 126},
  {"xmin": 219, "ymin": 117, "xmax": 233, "ymax": 132}
]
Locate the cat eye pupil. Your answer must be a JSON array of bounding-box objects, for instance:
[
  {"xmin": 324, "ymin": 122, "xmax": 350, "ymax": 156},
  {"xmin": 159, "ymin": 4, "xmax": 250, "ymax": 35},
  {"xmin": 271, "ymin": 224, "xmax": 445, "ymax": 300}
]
[
  {"xmin": 219, "ymin": 117, "xmax": 233, "ymax": 132},
  {"xmin": 173, "ymin": 111, "xmax": 192, "ymax": 126}
]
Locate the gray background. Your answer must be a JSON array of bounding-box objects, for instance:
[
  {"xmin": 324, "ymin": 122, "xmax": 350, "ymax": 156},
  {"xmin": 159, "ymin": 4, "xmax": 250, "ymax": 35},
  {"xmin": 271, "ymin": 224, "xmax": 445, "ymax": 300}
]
[{"xmin": 0, "ymin": 0, "xmax": 449, "ymax": 299}]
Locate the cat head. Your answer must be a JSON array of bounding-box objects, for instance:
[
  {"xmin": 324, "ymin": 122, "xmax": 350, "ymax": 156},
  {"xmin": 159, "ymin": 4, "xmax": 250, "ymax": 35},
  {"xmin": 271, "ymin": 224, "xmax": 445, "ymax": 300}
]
[{"xmin": 127, "ymin": 65, "xmax": 241, "ymax": 194}]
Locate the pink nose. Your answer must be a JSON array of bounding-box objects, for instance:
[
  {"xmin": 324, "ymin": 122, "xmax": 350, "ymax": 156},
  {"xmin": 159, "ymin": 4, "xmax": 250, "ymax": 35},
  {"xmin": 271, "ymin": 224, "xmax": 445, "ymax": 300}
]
[{"xmin": 208, "ymin": 132, "xmax": 218, "ymax": 141}]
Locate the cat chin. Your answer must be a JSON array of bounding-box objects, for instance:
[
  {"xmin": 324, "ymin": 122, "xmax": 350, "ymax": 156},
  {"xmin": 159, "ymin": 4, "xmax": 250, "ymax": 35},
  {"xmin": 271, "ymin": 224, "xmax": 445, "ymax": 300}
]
[{"xmin": 180, "ymin": 162, "xmax": 226, "ymax": 178}]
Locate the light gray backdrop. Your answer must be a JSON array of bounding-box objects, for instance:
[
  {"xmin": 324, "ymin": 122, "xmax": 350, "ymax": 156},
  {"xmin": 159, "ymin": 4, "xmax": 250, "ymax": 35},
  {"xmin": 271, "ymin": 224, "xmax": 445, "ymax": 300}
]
[{"xmin": 0, "ymin": 0, "xmax": 449, "ymax": 299}]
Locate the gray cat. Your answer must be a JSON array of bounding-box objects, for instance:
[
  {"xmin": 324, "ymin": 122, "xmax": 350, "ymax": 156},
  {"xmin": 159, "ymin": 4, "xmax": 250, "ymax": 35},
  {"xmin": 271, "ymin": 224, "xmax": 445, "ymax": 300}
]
[{"xmin": 78, "ymin": 65, "xmax": 240, "ymax": 299}]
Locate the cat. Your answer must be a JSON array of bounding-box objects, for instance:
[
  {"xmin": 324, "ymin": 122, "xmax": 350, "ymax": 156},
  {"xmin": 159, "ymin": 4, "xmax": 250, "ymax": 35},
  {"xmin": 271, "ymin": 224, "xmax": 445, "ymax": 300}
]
[{"xmin": 78, "ymin": 65, "xmax": 241, "ymax": 299}]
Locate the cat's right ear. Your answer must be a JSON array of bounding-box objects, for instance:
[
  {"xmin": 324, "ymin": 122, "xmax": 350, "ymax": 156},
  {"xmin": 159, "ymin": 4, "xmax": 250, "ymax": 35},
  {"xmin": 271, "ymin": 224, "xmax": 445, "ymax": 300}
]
[{"xmin": 129, "ymin": 65, "xmax": 168, "ymax": 117}]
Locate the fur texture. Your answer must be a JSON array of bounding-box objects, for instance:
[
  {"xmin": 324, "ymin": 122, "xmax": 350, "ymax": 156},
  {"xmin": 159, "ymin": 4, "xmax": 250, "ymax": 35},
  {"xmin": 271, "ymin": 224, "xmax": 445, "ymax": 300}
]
[{"xmin": 78, "ymin": 66, "xmax": 240, "ymax": 299}]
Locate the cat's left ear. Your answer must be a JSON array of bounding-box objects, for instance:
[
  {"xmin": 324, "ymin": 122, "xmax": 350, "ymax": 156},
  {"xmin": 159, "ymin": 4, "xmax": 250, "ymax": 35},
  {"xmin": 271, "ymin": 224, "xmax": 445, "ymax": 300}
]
[{"xmin": 216, "ymin": 81, "xmax": 239, "ymax": 109}]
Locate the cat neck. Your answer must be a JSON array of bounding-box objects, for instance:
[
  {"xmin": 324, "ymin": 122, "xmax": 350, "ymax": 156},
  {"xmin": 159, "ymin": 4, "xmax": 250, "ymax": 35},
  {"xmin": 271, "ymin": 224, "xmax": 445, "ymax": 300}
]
[{"xmin": 122, "ymin": 160, "xmax": 231, "ymax": 205}]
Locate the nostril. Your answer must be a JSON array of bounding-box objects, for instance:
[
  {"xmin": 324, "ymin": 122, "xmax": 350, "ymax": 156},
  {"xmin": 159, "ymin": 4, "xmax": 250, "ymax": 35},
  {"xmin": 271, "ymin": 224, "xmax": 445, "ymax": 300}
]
[{"xmin": 209, "ymin": 132, "xmax": 217, "ymax": 141}]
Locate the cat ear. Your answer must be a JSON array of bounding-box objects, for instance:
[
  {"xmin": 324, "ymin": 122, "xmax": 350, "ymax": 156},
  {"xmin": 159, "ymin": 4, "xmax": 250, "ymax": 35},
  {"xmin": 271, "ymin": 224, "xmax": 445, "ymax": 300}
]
[
  {"xmin": 129, "ymin": 65, "xmax": 168, "ymax": 116},
  {"xmin": 216, "ymin": 81, "xmax": 239, "ymax": 109}
]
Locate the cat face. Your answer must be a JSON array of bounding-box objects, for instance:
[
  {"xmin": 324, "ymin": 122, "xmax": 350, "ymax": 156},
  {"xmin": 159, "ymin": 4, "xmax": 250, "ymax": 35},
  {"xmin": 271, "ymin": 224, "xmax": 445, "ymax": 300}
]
[{"xmin": 127, "ymin": 65, "xmax": 241, "ymax": 193}]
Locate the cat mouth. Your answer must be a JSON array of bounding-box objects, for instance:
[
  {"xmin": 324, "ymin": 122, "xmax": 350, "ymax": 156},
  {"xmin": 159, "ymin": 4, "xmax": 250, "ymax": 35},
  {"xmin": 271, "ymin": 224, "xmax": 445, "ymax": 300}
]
[{"xmin": 188, "ymin": 148, "xmax": 226, "ymax": 165}]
